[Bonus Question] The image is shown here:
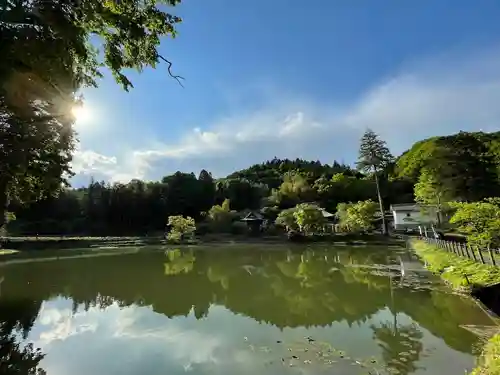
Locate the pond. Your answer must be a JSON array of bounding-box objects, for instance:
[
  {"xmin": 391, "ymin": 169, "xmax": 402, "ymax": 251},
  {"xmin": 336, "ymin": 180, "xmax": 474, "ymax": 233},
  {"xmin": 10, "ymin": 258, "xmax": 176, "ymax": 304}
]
[{"xmin": 0, "ymin": 244, "xmax": 496, "ymax": 375}]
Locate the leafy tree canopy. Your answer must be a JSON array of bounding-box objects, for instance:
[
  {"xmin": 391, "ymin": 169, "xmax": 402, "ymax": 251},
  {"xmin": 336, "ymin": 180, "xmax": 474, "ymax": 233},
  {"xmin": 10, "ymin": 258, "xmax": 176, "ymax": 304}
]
[
  {"xmin": 337, "ymin": 200, "xmax": 378, "ymax": 233},
  {"xmin": 0, "ymin": 0, "xmax": 183, "ymax": 237},
  {"xmin": 2, "ymin": 0, "xmax": 183, "ymax": 93},
  {"xmin": 226, "ymin": 158, "xmax": 359, "ymax": 189},
  {"xmin": 275, "ymin": 207, "xmax": 299, "ymax": 232},
  {"xmin": 293, "ymin": 203, "xmax": 326, "ymax": 235},
  {"xmin": 414, "ymin": 168, "xmax": 453, "ymax": 224},
  {"xmin": 395, "ymin": 131, "xmax": 500, "ymax": 201},
  {"xmin": 449, "ymin": 198, "xmax": 500, "ymax": 249},
  {"xmin": 207, "ymin": 199, "xmax": 237, "ymax": 232},
  {"xmin": 167, "ymin": 215, "xmax": 195, "ymax": 242}
]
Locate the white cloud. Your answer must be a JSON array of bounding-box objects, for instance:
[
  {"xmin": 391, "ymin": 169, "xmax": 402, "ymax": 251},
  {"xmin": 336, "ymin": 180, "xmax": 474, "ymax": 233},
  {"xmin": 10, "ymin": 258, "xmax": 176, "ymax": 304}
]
[
  {"xmin": 35, "ymin": 303, "xmax": 98, "ymax": 347},
  {"xmin": 71, "ymin": 147, "xmax": 151, "ymax": 183},
  {"xmin": 29, "ymin": 301, "xmax": 268, "ymax": 375},
  {"xmin": 71, "ymin": 149, "xmax": 117, "ymax": 176},
  {"xmin": 72, "ymin": 47, "xmax": 500, "ymax": 184},
  {"xmin": 114, "ymin": 311, "xmax": 223, "ymax": 365},
  {"xmin": 131, "ymin": 110, "xmax": 323, "ymax": 161}
]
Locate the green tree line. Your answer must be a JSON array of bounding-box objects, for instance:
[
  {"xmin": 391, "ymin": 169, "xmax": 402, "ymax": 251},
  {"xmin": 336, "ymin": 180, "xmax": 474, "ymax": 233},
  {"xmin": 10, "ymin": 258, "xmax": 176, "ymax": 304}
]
[
  {"xmin": 7, "ymin": 157, "xmax": 413, "ymax": 235},
  {"xmin": 8, "ymin": 129, "xmax": 500, "ymax": 236},
  {"xmin": 397, "ymin": 131, "xmax": 500, "ymax": 248}
]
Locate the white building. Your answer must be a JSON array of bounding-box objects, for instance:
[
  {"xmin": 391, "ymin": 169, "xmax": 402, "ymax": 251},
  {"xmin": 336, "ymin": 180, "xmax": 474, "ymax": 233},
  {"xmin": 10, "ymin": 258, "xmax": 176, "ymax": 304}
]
[{"xmin": 390, "ymin": 203, "xmax": 438, "ymax": 231}]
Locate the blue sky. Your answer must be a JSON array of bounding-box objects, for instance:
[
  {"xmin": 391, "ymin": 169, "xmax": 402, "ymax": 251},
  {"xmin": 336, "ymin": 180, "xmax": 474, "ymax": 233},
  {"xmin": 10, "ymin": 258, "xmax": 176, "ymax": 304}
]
[{"xmin": 72, "ymin": 0, "xmax": 500, "ymax": 185}]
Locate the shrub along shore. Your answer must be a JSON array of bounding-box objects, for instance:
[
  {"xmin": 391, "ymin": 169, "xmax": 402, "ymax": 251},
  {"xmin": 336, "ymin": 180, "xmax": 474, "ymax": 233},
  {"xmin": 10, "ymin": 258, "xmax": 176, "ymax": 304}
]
[{"xmin": 412, "ymin": 239, "xmax": 500, "ymax": 375}]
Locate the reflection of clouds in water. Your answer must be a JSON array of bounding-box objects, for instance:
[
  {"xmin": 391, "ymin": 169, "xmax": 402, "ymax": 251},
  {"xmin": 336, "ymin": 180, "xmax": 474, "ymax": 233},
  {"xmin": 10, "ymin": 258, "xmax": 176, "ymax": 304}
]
[
  {"xmin": 37, "ymin": 303, "xmax": 98, "ymax": 346},
  {"xmin": 31, "ymin": 299, "xmax": 392, "ymax": 375},
  {"xmin": 30, "ymin": 299, "xmax": 257, "ymax": 374},
  {"xmin": 21, "ymin": 297, "xmax": 469, "ymax": 375},
  {"xmin": 32, "ymin": 299, "xmax": 396, "ymax": 375},
  {"xmin": 38, "ymin": 305, "xmax": 72, "ymax": 325},
  {"xmin": 114, "ymin": 312, "xmax": 223, "ymax": 366}
]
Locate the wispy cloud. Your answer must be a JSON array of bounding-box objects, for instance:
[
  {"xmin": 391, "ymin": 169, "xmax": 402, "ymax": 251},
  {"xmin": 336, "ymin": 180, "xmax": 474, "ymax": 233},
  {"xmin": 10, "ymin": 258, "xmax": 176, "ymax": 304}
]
[
  {"xmin": 71, "ymin": 147, "xmax": 151, "ymax": 184},
  {"xmin": 72, "ymin": 47, "xmax": 500, "ymax": 184}
]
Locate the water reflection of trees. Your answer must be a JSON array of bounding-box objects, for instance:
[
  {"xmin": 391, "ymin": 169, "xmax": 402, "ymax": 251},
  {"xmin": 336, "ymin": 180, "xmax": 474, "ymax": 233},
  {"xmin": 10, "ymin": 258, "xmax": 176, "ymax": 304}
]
[
  {"xmin": 372, "ymin": 322, "xmax": 424, "ymax": 375},
  {"xmin": 0, "ymin": 299, "xmax": 46, "ymax": 375},
  {"xmin": 164, "ymin": 249, "xmax": 195, "ymax": 276},
  {"xmin": 0, "ymin": 246, "xmax": 488, "ymax": 366}
]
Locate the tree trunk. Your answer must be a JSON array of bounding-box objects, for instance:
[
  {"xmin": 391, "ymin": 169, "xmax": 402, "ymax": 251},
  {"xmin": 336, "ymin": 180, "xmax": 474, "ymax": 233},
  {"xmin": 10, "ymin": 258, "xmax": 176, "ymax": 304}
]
[
  {"xmin": 436, "ymin": 196, "xmax": 442, "ymax": 228},
  {"xmin": 374, "ymin": 171, "xmax": 388, "ymax": 235},
  {"xmin": 0, "ymin": 179, "xmax": 10, "ymax": 246}
]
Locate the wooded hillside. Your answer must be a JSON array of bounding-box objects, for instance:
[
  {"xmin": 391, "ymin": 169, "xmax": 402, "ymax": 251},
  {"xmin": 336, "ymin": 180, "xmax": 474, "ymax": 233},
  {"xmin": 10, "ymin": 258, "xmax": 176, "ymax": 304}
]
[
  {"xmin": 7, "ymin": 131, "xmax": 500, "ymax": 236},
  {"xmin": 395, "ymin": 131, "xmax": 500, "ymax": 201}
]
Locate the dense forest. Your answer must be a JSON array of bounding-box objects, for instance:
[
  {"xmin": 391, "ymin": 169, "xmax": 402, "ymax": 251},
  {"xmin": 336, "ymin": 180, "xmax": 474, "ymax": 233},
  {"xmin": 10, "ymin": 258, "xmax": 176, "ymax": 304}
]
[{"xmin": 6, "ymin": 130, "xmax": 500, "ymax": 236}]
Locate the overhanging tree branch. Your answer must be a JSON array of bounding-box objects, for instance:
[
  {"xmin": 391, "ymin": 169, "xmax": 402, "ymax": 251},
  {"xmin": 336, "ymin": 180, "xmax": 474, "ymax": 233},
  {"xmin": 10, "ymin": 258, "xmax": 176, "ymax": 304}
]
[{"xmin": 158, "ymin": 54, "xmax": 185, "ymax": 87}]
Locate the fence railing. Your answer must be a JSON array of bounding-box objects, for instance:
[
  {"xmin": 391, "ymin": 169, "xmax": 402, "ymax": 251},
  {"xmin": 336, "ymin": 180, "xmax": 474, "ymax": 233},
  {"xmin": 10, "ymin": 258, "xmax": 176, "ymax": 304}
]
[{"xmin": 422, "ymin": 237, "xmax": 499, "ymax": 266}]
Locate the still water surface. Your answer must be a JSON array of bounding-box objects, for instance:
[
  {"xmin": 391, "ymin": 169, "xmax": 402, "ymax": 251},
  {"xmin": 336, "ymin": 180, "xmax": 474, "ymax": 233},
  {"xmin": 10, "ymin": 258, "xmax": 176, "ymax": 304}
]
[{"xmin": 0, "ymin": 244, "xmax": 495, "ymax": 375}]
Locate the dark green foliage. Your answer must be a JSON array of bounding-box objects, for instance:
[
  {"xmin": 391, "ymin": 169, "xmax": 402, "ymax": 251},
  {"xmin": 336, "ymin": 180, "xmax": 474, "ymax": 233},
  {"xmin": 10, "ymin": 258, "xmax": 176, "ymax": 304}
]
[
  {"xmin": 0, "ymin": 299, "xmax": 45, "ymax": 375},
  {"xmin": 12, "ymin": 128, "xmax": 500, "ymax": 236},
  {"xmin": 0, "ymin": 0, "xmax": 183, "ymax": 237},
  {"xmin": 395, "ymin": 131, "xmax": 500, "ymax": 201},
  {"xmin": 1, "ymin": 0, "xmax": 183, "ymax": 92},
  {"xmin": 314, "ymin": 173, "xmax": 377, "ymax": 210},
  {"xmin": 215, "ymin": 178, "xmax": 268, "ymax": 211},
  {"xmin": 226, "ymin": 158, "xmax": 359, "ymax": 189},
  {"xmin": 12, "ymin": 172, "xmax": 212, "ymax": 235},
  {"xmin": 9, "ymin": 157, "xmax": 411, "ymax": 235},
  {"xmin": 9, "ymin": 154, "xmax": 413, "ymax": 235},
  {"xmin": 198, "ymin": 169, "xmax": 216, "ymax": 211}
]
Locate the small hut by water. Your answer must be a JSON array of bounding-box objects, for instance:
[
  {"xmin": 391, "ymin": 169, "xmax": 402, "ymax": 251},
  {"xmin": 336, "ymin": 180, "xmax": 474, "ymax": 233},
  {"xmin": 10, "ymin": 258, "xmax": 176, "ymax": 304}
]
[
  {"xmin": 320, "ymin": 208, "xmax": 335, "ymax": 220},
  {"xmin": 319, "ymin": 208, "xmax": 336, "ymax": 232},
  {"xmin": 241, "ymin": 211, "xmax": 264, "ymax": 234}
]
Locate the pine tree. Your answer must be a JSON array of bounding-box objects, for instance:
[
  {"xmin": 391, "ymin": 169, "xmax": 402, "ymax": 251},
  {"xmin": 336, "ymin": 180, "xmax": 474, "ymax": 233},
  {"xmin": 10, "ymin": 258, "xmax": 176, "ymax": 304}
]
[{"xmin": 357, "ymin": 129, "xmax": 393, "ymax": 235}]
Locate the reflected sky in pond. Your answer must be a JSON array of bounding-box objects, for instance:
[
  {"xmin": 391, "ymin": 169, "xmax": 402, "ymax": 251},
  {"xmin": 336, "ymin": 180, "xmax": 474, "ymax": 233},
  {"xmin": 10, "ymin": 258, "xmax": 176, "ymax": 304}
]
[{"xmin": 0, "ymin": 245, "xmax": 495, "ymax": 375}]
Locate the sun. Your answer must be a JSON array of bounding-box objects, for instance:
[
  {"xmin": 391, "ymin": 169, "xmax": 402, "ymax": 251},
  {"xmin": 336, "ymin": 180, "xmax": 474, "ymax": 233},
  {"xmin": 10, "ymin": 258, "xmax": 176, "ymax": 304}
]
[{"xmin": 71, "ymin": 105, "xmax": 91, "ymax": 123}]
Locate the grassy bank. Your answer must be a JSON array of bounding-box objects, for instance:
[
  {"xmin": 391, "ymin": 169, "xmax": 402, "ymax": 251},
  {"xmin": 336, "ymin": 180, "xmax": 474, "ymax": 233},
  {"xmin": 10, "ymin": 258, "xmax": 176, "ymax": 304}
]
[
  {"xmin": 0, "ymin": 249, "xmax": 18, "ymax": 256},
  {"xmin": 412, "ymin": 239, "xmax": 500, "ymax": 375},
  {"xmin": 471, "ymin": 334, "xmax": 500, "ymax": 375},
  {"xmin": 412, "ymin": 240, "xmax": 500, "ymax": 291}
]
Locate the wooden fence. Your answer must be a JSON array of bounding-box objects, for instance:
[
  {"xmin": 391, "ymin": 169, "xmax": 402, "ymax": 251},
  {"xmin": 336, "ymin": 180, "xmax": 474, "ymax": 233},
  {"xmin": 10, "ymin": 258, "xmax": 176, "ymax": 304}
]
[{"xmin": 422, "ymin": 237, "xmax": 499, "ymax": 266}]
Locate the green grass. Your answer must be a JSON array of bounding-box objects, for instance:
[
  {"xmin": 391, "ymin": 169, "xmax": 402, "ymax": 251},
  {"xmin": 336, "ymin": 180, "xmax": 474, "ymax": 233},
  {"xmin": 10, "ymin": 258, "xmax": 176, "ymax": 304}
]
[
  {"xmin": 411, "ymin": 239, "xmax": 500, "ymax": 375},
  {"xmin": 471, "ymin": 333, "xmax": 500, "ymax": 375},
  {"xmin": 412, "ymin": 240, "xmax": 500, "ymax": 290},
  {"xmin": 0, "ymin": 249, "xmax": 18, "ymax": 255}
]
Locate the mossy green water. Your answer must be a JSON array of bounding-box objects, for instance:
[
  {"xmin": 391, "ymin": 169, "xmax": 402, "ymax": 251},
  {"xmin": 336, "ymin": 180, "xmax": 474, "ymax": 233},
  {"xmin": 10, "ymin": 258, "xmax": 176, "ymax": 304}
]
[{"xmin": 412, "ymin": 239, "xmax": 500, "ymax": 375}]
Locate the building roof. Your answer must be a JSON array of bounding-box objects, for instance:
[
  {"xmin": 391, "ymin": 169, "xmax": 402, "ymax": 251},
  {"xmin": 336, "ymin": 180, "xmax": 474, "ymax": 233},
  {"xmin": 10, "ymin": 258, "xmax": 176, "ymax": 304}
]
[
  {"xmin": 390, "ymin": 203, "xmax": 420, "ymax": 211},
  {"xmin": 390, "ymin": 203, "xmax": 437, "ymax": 212},
  {"xmin": 320, "ymin": 208, "xmax": 335, "ymax": 218},
  {"xmin": 241, "ymin": 212, "xmax": 264, "ymax": 221}
]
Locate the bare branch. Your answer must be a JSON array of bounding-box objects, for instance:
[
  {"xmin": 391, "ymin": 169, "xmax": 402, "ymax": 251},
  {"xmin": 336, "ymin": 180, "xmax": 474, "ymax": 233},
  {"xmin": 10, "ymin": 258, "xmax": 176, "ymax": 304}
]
[{"xmin": 158, "ymin": 55, "xmax": 185, "ymax": 87}]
